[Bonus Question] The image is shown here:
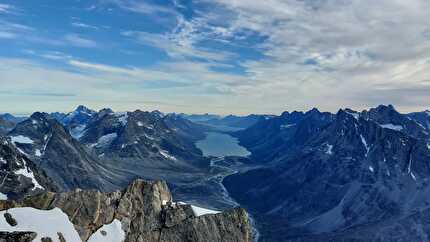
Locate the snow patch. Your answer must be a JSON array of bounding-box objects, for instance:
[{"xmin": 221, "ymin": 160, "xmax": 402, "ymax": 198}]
[
  {"xmin": 94, "ymin": 133, "xmax": 117, "ymax": 148},
  {"xmin": 115, "ymin": 112, "xmax": 128, "ymax": 126},
  {"xmin": 346, "ymin": 111, "xmax": 359, "ymax": 120},
  {"xmin": 360, "ymin": 134, "xmax": 369, "ymax": 157},
  {"xmin": 159, "ymin": 150, "xmax": 177, "ymax": 161},
  {"xmin": 15, "ymin": 159, "xmax": 43, "ymax": 190},
  {"xmin": 280, "ymin": 123, "xmax": 296, "ymax": 129},
  {"xmin": 0, "ymin": 193, "xmax": 7, "ymax": 200},
  {"xmin": 0, "ymin": 156, "xmax": 6, "ymax": 164},
  {"xmin": 369, "ymin": 166, "xmax": 374, "ymax": 172},
  {"xmin": 191, "ymin": 205, "xmax": 220, "ymax": 217},
  {"xmin": 35, "ymin": 149, "xmax": 42, "ymax": 157},
  {"xmin": 10, "ymin": 135, "xmax": 34, "ymax": 144},
  {"xmin": 0, "ymin": 207, "xmax": 81, "ymax": 242},
  {"xmin": 70, "ymin": 125, "xmax": 86, "ymax": 139},
  {"xmin": 137, "ymin": 121, "xmax": 144, "ymax": 127},
  {"xmin": 325, "ymin": 144, "xmax": 333, "ymax": 155},
  {"xmin": 380, "ymin": 123, "xmax": 403, "ymax": 131},
  {"xmin": 88, "ymin": 219, "xmax": 125, "ymax": 242}
]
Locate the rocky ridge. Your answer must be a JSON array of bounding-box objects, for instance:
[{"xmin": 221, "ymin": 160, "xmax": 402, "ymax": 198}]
[{"xmin": 0, "ymin": 179, "xmax": 252, "ymax": 242}]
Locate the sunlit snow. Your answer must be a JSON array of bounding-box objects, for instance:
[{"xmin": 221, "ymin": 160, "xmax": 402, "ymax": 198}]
[
  {"xmin": 88, "ymin": 219, "xmax": 125, "ymax": 242},
  {"xmin": 0, "ymin": 207, "xmax": 81, "ymax": 242}
]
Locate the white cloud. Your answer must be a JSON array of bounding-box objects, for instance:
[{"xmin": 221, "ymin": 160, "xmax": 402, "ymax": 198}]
[
  {"xmin": 0, "ymin": 3, "xmax": 12, "ymax": 13},
  {"xmin": 172, "ymin": 0, "xmax": 430, "ymax": 112},
  {"xmin": 64, "ymin": 34, "xmax": 97, "ymax": 48},
  {"xmin": 107, "ymin": 0, "xmax": 176, "ymax": 15},
  {"xmin": 71, "ymin": 22, "xmax": 99, "ymax": 30},
  {"xmin": 0, "ymin": 31, "xmax": 16, "ymax": 39}
]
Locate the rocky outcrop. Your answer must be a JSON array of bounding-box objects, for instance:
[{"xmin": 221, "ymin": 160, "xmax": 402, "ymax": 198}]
[
  {"xmin": 0, "ymin": 179, "xmax": 252, "ymax": 242},
  {"xmin": 0, "ymin": 232, "xmax": 37, "ymax": 242}
]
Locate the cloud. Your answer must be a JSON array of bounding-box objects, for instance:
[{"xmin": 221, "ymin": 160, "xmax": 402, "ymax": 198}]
[
  {"xmin": 112, "ymin": 0, "xmax": 176, "ymax": 15},
  {"xmin": 122, "ymin": 30, "xmax": 234, "ymax": 61},
  {"xmin": 0, "ymin": 31, "xmax": 16, "ymax": 39},
  {"xmin": 0, "ymin": 20, "xmax": 33, "ymax": 39},
  {"xmin": 0, "ymin": 3, "xmax": 13, "ymax": 13},
  {"xmin": 64, "ymin": 34, "xmax": 97, "ymax": 48},
  {"xmin": 165, "ymin": 0, "xmax": 430, "ymax": 112},
  {"xmin": 71, "ymin": 22, "xmax": 99, "ymax": 30}
]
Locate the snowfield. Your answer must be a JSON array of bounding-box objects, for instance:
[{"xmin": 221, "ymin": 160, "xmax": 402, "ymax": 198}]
[
  {"xmin": 88, "ymin": 219, "xmax": 125, "ymax": 242},
  {"xmin": 0, "ymin": 207, "xmax": 82, "ymax": 242},
  {"xmin": 0, "ymin": 208, "xmax": 126, "ymax": 242}
]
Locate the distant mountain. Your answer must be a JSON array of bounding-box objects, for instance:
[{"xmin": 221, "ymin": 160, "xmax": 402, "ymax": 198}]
[
  {"xmin": 407, "ymin": 109, "xmax": 430, "ymax": 131},
  {"xmin": 7, "ymin": 112, "xmax": 118, "ymax": 191},
  {"xmin": 0, "ymin": 135, "xmax": 56, "ymax": 200},
  {"xmin": 202, "ymin": 114, "xmax": 273, "ymax": 129},
  {"xmin": 0, "ymin": 117, "xmax": 15, "ymax": 135},
  {"xmin": 78, "ymin": 109, "xmax": 207, "ymax": 167},
  {"xmin": 178, "ymin": 113, "xmax": 221, "ymax": 122},
  {"xmin": 233, "ymin": 108, "xmax": 334, "ymax": 162},
  {"xmin": 52, "ymin": 105, "xmax": 97, "ymax": 139},
  {"xmin": 0, "ymin": 113, "xmax": 27, "ymax": 123},
  {"xmin": 224, "ymin": 105, "xmax": 430, "ymax": 241},
  {"xmin": 0, "ymin": 113, "xmax": 26, "ymax": 135},
  {"xmin": 164, "ymin": 113, "xmax": 213, "ymax": 142}
]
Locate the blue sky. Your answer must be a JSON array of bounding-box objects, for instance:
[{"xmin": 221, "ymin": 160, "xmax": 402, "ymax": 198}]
[{"xmin": 1, "ymin": 0, "xmax": 430, "ymax": 115}]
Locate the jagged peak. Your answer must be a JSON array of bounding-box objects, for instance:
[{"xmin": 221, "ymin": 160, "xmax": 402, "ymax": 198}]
[
  {"xmin": 74, "ymin": 105, "xmax": 95, "ymax": 114},
  {"xmin": 30, "ymin": 112, "xmax": 51, "ymax": 121},
  {"xmin": 372, "ymin": 104, "xmax": 397, "ymax": 113},
  {"xmin": 305, "ymin": 107, "xmax": 321, "ymax": 115}
]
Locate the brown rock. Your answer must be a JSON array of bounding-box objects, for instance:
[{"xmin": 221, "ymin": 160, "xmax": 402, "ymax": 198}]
[{"xmin": 0, "ymin": 179, "xmax": 253, "ymax": 242}]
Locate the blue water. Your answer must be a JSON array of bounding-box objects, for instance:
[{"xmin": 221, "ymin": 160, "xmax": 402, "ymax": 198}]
[{"xmin": 196, "ymin": 132, "xmax": 250, "ymax": 157}]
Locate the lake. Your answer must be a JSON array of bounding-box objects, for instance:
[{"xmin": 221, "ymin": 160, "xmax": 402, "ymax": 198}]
[{"xmin": 196, "ymin": 132, "xmax": 251, "ymax": 157}]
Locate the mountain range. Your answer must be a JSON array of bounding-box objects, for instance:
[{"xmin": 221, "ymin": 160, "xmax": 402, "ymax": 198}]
[
  {"xmin": 1, "ymin": 104, "xmax": 430, "ymax": 241},
  {"xmin": 225, "ymin": 105, "xmax": 430, "ymax": 241}
]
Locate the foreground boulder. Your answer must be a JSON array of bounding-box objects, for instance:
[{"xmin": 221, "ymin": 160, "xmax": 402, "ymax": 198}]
[{"xmin": 0, "ymin": 179, "xmax": 252, "ymax": 242}]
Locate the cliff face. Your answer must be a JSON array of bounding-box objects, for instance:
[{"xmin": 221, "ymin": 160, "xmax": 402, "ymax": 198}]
[{"xmin": 0, "ymin": 179, "xmax": 252, "ymax": 242}]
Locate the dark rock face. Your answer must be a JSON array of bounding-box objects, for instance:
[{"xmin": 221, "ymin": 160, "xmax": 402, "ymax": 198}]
[
  {"xmin": 3, "ymin": 213, "xmax": 17, "ymax": 226},
  {"xmin": 225, "ymin": 105, "xmax": 430, "ymax": 241},
  {"xmin": 0, "ymin": 179, "xmax": 252, "ymax": 242},
  {"xmin": 8, "ymin": 112, "xmax": 118, "ymax": 191},
  {"xmin": 0, "ymin": 117, "xmax": 15, "ymax": 136},
  {"xmin": 0, "ymin": 136, "xmax": 56, "ymax": 200},
  {"xmin": 408, "ymin": 110, "xmax": 430, "ymax": 131},
  {"xmin": 80, "ymin": 110, "xmax": 206, "ymax": 165},
  {"xmin": 234, "ymin": 108, "xmax": 334, "ymax": 162},
  {"xmin": 0, "ymin": 232, "xmax": 37, "ymax": 242}
]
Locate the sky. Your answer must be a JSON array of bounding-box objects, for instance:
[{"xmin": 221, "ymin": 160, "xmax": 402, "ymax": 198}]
[{"xmin": 0, "ymin": 0, "xmax": 430, "ymax": 115}]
